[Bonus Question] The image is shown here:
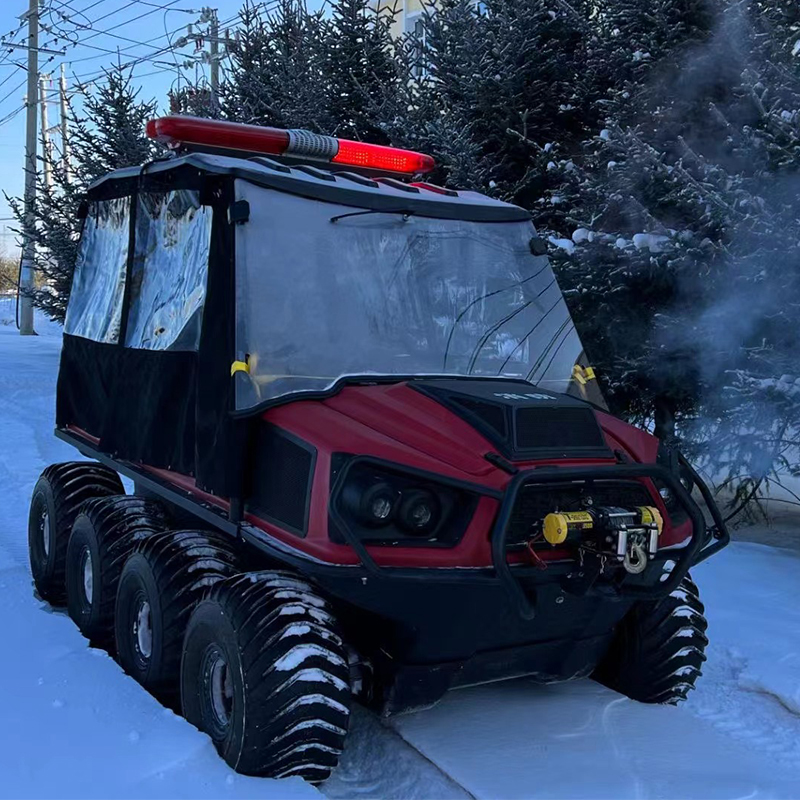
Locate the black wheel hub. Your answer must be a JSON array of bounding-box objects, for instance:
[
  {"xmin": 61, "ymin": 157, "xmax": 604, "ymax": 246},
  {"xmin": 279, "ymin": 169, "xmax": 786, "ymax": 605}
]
[
  {"xmin": 131, "ymin": 590, "xmax": 153, "ymax": 671},
  {"xmin": 200, "ymin": 643, "xmax": 234, "ymax": 741}
]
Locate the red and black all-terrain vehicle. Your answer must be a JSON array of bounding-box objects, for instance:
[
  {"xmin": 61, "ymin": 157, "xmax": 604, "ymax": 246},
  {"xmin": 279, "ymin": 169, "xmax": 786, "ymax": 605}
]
[{"xmin": 28, "ymin": 117, "xmax": 729, "ymax": 782}]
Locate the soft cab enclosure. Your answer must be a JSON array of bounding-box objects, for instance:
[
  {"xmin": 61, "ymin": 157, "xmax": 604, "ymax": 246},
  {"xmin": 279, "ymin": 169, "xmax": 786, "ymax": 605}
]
[{"xmin": 57, "ymin": 152, "xmax": 601, "ymax": 499}]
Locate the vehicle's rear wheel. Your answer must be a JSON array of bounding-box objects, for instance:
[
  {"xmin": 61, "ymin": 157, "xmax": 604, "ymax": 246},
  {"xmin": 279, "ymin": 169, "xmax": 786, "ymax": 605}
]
[
  {"xmin": 181, "ymin": 572, "xmax": 351, "ymax": 782},
  {"xmin": 65, "ymin": 496, "xmax": 166, "ymax": 649},
  {"xmin": 594, "ymin": 575, "xmax": 709, "ymax": 704},
  {"xmin": 115, "ymin": 530, "xmax": 241, "ymax": 706},
  {"xmin": 28, "ymin": 462, "xmax": 123, "ymax": 605}
]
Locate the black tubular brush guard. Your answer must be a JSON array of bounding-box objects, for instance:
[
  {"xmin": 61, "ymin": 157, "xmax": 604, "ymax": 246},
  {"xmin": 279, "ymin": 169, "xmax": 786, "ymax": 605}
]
[
  {"xmin": 329, "ymin": 455, "xmax": 729, "ymax": 621},
  {"xmin": 491, "ymin": 460, "xmax": 730, "ymax": 619}
]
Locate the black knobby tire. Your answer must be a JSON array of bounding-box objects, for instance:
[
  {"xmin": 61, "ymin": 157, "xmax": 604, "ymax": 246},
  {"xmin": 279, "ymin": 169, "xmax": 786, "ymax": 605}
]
[
  {"xmin": 594, "ymin": 575, "xmax": 709, "ymax": 704},
  {"xmin": 28, "ymin": 462, "xmax": 123, "ymax": 605},
  {"xmin": 115, "ymin": 530, "xmax": 241, "ymax": 706},
  {"xmin": 65, "ymin": 496, "xmax": 167, "ymax": 649},
  {"xmin": 181, "ymin": 572, "xmax": 351, "ymax": 782}
]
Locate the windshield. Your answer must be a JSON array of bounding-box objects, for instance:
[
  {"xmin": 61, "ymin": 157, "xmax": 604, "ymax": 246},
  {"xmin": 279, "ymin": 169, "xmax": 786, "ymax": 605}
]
[{"xmin": 234, "ymin": 180, "xmax": 587, "ymax": 409}]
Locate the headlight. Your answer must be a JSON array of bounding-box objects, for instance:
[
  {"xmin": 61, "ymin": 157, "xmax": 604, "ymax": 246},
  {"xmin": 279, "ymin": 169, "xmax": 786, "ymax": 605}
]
[
  {"xmin": 332, "ymin": 460, "xmax": 477, "ymax": 547},
  {"xmin": 397, "ymin": 489, "xmax": 440, "ymax": 534},
  {"xmin": 342, "ymin": 479, "xmax": 400, "ymax": 527}
]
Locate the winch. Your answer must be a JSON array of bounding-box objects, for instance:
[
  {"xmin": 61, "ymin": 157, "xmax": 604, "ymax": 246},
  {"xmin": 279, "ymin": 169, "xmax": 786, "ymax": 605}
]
[{"xmin": 539, "ymin": 505, "xmax": 663, "ymax": 574}]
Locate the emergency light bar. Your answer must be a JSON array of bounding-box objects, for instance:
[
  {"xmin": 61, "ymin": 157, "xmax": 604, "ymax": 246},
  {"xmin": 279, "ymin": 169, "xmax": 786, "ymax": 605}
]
[{"xmin": 146, "ymin": 116, "xmax": 436, "ymax": 176}]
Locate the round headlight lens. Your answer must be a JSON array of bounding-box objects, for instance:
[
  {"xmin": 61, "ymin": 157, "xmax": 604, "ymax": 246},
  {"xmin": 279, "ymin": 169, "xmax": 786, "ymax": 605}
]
[
  {"xmin": 342, "ymin": 480, "xmax": 399, "ymax": 526},
  {"xmin": 369, "ymin": 494, "xmax": 394, "ymax": 522},
  {"xmin": 360, "ymin": 483, "xmax": 398, "ymax": 526},
  {"xmin": 398, "ymin": 490, "xmax": 440, "ymax": 534}
]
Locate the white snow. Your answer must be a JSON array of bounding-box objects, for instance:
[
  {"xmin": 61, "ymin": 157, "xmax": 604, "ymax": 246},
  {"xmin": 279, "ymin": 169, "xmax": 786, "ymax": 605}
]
[
  {"xmin": 1, "ymin": 296, "xmax": 800, "ymax": 798},
  {"xmin": 599, "ymin": 128, "xmax": 611, "ymax": 141},
  {"xmin": 273, "ymin": 643, "xmax": 346, "ymax": 672},
  {"xmin": 390, "ymin": 542, "xmax": 800, "ymax": 798},
  {"xmin": 547, "ymin": 236, "xmax": 575, "ymax": 254},
  {"xmin": 633, "ymin": 232, "xmax": 671, "ymax": 252},
  {"xmin": 0, "ymin": 300, "xmax": 319, "ymax": 799}
]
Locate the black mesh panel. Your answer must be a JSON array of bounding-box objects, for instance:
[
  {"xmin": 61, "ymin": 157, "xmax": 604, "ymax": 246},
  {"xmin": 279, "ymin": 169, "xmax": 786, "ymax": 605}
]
[
  {"xmin": 515, "ymin": 407, "xmax": 605, "ymax": 451},
  {"xmin": 247, "ymin": 425, "xmax": 315, "ymax": 535}
]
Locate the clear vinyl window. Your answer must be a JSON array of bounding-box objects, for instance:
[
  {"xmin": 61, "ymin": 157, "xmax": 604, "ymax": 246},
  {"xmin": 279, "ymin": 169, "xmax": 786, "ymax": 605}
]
[
  {"xmin": 124, "ymin": 190, "xmax": 212, "ymax": 351},
  {"xmin": 234, "ymin": 181, "xmax": 585, "ymax": 410},
  {"xmin": 64, "ymin": 196, "xmax": 131, "ymax": 343}
]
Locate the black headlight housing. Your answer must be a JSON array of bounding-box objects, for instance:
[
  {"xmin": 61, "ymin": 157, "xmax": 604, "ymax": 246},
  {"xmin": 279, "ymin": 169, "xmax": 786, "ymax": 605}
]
[{"xmin": 330, "ymin": 457, "xmax": 479, "ymax": 547}]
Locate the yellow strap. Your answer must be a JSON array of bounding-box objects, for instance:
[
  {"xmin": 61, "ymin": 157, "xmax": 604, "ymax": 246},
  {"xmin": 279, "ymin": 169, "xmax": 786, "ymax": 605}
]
[
  {"xmin": 231, "ymin": 360, "xmax": 250, "ymax": 376},
  {"xmin": 584, "ymin": 366, "xmax": 596, "ymax": 380},
  {"xmin": 572, "ymin": 364, "xmax": 587, "ymax": 385}
]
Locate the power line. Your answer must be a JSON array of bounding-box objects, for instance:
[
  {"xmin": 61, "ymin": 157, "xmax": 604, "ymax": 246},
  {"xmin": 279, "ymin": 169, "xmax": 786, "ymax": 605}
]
[
  {"xmin": 79, "ymin": 0, "xmax": 140, "ymax": 30},
  {"xmin": 48, "ymin": 6, "xmax": 190, "ymax": 52},
  {"xmin": 0, "ymin": 63, "xmax": 26, "ymax": 91},
  {"xmin": 64, "ymin": 17, "xmax": 194, "ymax": 65},
  {"xmin": 0, "ymin": 103, "xmax": 25, "ymax": 127},
  {"xmin": 77, "ymin": 0, "xmax": 185, "ymax": 44},
  {"xmin": 0, "ymin": 76, "xmax": 27, "ymax": 107}
]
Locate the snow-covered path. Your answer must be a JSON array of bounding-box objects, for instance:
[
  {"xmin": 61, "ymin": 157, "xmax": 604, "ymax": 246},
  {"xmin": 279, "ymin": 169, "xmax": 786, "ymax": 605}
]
[{"xmin": 1, "ymin": 301, "xmax": 800, "ymax": 799}]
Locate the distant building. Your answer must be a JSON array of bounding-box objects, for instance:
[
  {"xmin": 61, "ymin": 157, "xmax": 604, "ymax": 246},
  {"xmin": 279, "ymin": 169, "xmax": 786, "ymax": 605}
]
[{"xmin": 379, "ymin": 0, "xmax": 427, "ymax": 40}]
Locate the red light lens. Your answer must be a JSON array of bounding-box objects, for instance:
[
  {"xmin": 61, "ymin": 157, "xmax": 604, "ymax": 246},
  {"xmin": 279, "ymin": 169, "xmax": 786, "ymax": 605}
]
[
  {"xmin": 146, "ymin": 116, "xmax": 435, "ymax": 175},
  {"xmin": 147, "ymin": 116, "xmax": 290, "ymax": 155},
  {"xmin": 333, "ymin": 140, "xmax": 435, "ymax": 175}
]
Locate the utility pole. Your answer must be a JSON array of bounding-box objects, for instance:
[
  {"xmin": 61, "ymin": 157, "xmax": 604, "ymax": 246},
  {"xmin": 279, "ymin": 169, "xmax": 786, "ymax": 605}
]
[
  {"xmin": 39, "ymin": 73, "xmax": 52, "ymax": 190},
  {"xmin": 59, "ymin": 64, "xmax": 71, "ymax": 182},
  {"xmin": 208, "ymin": 7, "xmax": 219, "ymax": 108},
  {"xmin": 19, "ymin": 0, "xmax": 39, "ymax": 336},
  {"xmin": 182, "ymin": 8, "xmax": 225, "ymax": 109}
]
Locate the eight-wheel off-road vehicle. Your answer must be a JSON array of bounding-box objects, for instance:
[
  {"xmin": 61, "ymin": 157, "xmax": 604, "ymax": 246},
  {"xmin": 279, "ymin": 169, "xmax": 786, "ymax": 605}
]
[{"xmin": 28, "ymin": 116, "xmax": 729, "ymax": 782}]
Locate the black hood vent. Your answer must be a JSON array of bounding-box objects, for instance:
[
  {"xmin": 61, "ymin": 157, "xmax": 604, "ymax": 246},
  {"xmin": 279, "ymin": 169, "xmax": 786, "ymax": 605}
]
[{"xmin": 411, "ymin": 378, "xmax": 611, "ymax": 462}]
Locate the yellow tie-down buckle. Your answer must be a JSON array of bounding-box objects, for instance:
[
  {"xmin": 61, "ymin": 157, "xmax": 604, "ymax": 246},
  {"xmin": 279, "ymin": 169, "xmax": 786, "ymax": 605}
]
[{"xmin": 571, "ymin": 364, "xmax": 596, "ymax": 385}]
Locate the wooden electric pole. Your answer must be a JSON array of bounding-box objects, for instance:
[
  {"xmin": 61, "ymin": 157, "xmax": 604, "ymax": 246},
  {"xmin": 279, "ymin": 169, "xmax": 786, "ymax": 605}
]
[
  {"xmin": 18, "ymin": 0, "xmax": 39, "ymax": 336},
  {"xmin": 59, "ymin": 64, "xmax": 71, "ymax": 182},
  {"xmin": 39, "ymin": 73, "xmax": 53, "ymax": 191}
]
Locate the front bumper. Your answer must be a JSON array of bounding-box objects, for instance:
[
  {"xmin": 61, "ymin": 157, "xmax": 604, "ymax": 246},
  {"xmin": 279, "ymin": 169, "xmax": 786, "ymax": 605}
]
[
  {"xmin": 329, "ymin": 455, "xmax": 730, "ymax": 621},
  {"xmin": 490, "ymin": 457, "xmax": 729, "ymax": 619}
]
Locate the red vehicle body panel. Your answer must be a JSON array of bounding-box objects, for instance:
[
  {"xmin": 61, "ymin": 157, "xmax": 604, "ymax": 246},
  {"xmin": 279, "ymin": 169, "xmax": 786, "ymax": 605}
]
[{"xmin": 74, "ymin": 382, "xmax": 686, "ymax": 570}]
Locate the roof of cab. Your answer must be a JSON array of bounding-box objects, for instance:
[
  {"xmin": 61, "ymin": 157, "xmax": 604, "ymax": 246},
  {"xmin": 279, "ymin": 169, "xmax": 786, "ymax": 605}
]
[{"xmin": 86, "ymin": 152, "xmax": 532, "ymax": 224}]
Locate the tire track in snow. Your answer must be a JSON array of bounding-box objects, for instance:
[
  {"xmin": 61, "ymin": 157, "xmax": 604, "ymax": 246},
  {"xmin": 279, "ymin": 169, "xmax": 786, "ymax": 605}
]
[
  {"xmin": 323, "ymin": 705, "xmax": 473, "ymax": 800},
  {"xmin": 690, "ymin": 644, "xmax": 800, "ymax": 766}
]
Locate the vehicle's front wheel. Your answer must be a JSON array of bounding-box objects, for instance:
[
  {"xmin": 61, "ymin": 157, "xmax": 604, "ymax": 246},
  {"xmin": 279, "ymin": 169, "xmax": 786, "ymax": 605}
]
[
  {"xmin": 181, "ymin": 572, "xmax": 351, "ymax": 782},
  {"xmin": 28, "ymin": 462, "xmax": 123, "ymax": 605},
  {"xmin": 594, "ymin": 575, "xmax": 709, "ymax": 704},
  {"xmin": 65, "ymin": 496, "xmax": 166, "ymax": 649}
]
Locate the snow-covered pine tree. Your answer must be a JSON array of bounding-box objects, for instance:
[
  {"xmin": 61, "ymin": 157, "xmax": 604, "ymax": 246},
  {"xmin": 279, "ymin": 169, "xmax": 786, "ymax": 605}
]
[
  {"xmin": 539, "ymin": 0, "xmax": 727, "ymax": 437},
  {"xmin": 380, "ymin": 0, "xmax": 488, "ymax": 189},
  {"xmin": 222, "ymin": 0, "xmax": 330, "ymax": 131},
  {"xmin": 8, "ymin": 64, "xmax": 159, "ymax": 322},
  {"xmin": 392, "ymin": 0, "xmax": 598, "ymax": 202},
  {"xmin": 547, "ymin": 0, "xmax": 800, "ymax": 489},
  {"xmin": 322, "ymin": 0, "xmax": 398, "ymax": 142}
]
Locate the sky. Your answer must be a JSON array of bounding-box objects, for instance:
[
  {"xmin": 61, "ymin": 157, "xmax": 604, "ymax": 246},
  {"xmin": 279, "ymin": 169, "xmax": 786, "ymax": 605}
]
[{"xmin": 0, "ymin": 0, "xmax": 323, "ymax": 253}]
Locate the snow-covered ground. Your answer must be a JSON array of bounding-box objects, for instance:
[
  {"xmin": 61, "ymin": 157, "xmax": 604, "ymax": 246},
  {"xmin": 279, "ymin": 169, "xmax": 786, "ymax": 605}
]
[{"xmin": 1, "ymin": 296, "xmax": 800, "ymax": 799}]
